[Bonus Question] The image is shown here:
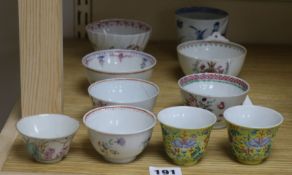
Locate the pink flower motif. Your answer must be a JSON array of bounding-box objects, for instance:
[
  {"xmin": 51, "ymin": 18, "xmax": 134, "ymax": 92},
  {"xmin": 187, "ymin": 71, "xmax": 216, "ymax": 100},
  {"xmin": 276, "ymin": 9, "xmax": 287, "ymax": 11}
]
[
  {"xmin": 44, "ymin": 147, "xmax": 55, "ymax": 160},
  {"xmin": 217, "ymin": 102, "xmax": 225, "ymax": 109}
]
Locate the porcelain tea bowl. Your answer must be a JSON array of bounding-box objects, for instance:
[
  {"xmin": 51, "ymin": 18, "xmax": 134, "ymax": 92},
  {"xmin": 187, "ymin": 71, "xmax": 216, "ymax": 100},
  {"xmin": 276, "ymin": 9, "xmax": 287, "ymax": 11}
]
[
  {"xmin": 158, "ymin": 106, "xmax": 217, "ymax": 166},
  {"xmin": 16, "ymin": 114, "xmax": 79, "ymax": 163},
  {"xmin": 86, "ymin": 18, "xmax": 151, "ymax": 51},
  {"xmin": 178, "ymin": 73, "xmax": 249, "ymax": 129},
  {"xmin": 177, "ymin": 32, "xmax": 247, "ymax": 76},
  {"xmin": 224, "ymin": 105, "xmax": 284, "ymax": 165},
  {"xmin": 83, "ymin": 105, "xmax": 156, "ymax": 163},
  {"xmin": 175, "ymin": 6, "xmax": 229, "ymax": 43},
  {"xmin": 82, "ymin": 49, "xmax": 156, "ymax": 83},
  {"xmin": 88, "ymin": 78, "xmax": 159, "ymax": 111}
]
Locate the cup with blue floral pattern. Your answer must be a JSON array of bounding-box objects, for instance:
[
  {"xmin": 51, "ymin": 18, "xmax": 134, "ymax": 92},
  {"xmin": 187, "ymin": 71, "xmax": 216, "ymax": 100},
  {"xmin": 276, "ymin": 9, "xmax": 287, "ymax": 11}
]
[
  {"xmin": 175, "ymin": 6, "xmax": 229, "ymax": 43},
  {"xmin": 158, "ymin": 106, "xmax": 217, "ymax": 166},
  {"xmin": 16, "ymin": 114, "xmax": 79, "ymax": 163},
  {"xmin": 224, "ymin": 105, "xmax": 284, "ymax": 164}
]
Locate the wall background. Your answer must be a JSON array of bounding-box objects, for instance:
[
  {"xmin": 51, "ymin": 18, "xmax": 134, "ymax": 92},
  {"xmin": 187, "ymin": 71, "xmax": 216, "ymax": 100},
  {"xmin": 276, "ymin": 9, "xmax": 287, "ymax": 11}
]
[
  {"xmin": 91, "ymin": 0, "xmax": 292, "ymax": 44},
  {"xmin": 0, "ymin": 0, "xmax": 20, "ymax": 130}
]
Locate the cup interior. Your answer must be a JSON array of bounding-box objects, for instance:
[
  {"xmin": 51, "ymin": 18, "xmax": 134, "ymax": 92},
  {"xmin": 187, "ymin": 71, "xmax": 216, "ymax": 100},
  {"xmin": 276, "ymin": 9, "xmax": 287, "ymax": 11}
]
[
  {"xmin": 176, "ymin": 7, "xmax": 228, "ymax": 20},
  {"xmin": 82, "ymin": 49, "xmax": 156, "ymax": 73},
  {"xmin": 224, "ymin": 105, "xmax": 284, "ymax": 129},
  {"xmin": 178, "ymin": 41, "xmax": 246, "ymax": 61},
  {"xmin": 86, "ymin": 19, "xmax": 151, "ymax": 35},
  {"xmin": 16, "ymin": 114, "xmax": 79, "ymax": 139},
  {"xmin": 89, "ymin": 79, "xmax": 159, "ymax": 103},
  {"xmin": 83, "ymin": 106, "xmax": 156, "ymax": 134},
  {"xmin": 158, "ymin": 106, "xmax": 216, "ymax": 129},
  {"xmin": 179, "ymin": 73, "xmax": 249, "ymax": 97}
]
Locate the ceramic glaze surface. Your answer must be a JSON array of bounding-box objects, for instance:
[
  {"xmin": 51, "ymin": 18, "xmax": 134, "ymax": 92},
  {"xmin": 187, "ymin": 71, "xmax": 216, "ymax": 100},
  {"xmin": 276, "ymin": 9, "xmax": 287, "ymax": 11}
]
[
  {"xmin": 224, "ymin": 106, "xmax": 284, "ymax": 128},
  {"xmin": 83, "ymin": 106, "xmax": 156, "ymax": 163},
  {"xmin": 158, "ymin": 106, "xmax": 216, "ymax": 129},
  {"xmin": 182, "ymin": 81, "xmax": 244, "ymax": 97},
  {"xmin": 88, "ymin": 78, "xmax": 159, "ymax": 111},
  {"xmin": 16, "ymin": 114, "xmax": 79, "ymax": 163},
  {"xmin": 86, "ymin": 19, "xmax": 151, "ymax": 51},
  {"xmin": 82, "ymin": 49, "xmax": 156, "ymax": 82},
  {"xmin": 158, "ymin": 106, "xmax": 216, "ymax": 166},
  {"xmin": 17, "ymin": 114, "xmax": 79, "ymax": 139},
  {"xmin": 84, "ymin": 106, "xmax": 156, "ymax": 134},
  {"xmin": 175, "ymin": 7, "xmax": 228, "ymax": 42},
  {"xmin": 178, "ymin": 73, "xmax": 249, "ymax": 129}
]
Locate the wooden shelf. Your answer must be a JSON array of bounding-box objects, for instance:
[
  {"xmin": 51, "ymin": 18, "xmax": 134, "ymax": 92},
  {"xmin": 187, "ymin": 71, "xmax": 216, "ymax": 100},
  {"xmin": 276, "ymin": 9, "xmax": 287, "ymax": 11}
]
[{"xmin": 1, "ymin": 40, "xmax": 292, "ymax": 175}]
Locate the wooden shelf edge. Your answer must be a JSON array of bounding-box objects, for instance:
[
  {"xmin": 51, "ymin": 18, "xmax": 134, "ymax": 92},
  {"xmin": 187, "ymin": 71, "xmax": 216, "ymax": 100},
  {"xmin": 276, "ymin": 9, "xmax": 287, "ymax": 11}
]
[{"xmin": 0, "ymin": 102, "xmax": 20, "ymax": 170}]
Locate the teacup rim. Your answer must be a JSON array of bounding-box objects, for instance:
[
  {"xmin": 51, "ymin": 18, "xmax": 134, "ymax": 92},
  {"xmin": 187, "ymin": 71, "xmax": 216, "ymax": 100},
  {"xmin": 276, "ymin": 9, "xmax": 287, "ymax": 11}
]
[
  {"xmin": 88, "ymin": 78, "xmax": 160, "ymax": 104},
  {"xmin": 178, "ymin": 73, "xmax": 250, "ymax": 98},
  {"xmin": 224, "ymin": 105, "xmax": 284, "ymax": 129},
  {"xmin": 177, "ymin": 40, "xmax": 247, "ymax": 61},
  {"xmin": 157, "ymin": 106, "xmax": 217, "ymax": 130},
  {"xmin": 175, "ymin": 6, "xmax": 229, "ymax": 20},
  {"xmin": 85, "ymin": 18, "xmax": 152, "ymax": 36},
  {"xmin": 16, "ymin": 114, "xmax": 80, "ymax": 140},
  {"xmin": 83, "ymin": 105, "xmax": 157, "ymax": 135},
  {"xmin": 82, "ymin": 49, "xmax": 157, "ymax": 74}
]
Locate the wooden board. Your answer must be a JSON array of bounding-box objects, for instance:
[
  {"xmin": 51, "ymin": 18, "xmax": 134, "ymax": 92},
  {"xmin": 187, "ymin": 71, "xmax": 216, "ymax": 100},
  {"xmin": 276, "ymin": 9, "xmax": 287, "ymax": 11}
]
[
  {"xmin": 18, "ymin": 0, "xmax": 63, "ymax": 116},
  {"xmin": 1, "ymin": 40, "xmax": 292, "ymax": 174}
]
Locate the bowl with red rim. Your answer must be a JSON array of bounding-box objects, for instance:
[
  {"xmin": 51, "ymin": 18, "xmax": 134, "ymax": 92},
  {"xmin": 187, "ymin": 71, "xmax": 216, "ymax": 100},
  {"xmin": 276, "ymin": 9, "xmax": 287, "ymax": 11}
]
[
  {"xmin": 178, "ymin": 73, "xmax": 249, "ymax": 129},
  {"xmin": 82, "ymin": 49, "xmax": 156, "ymax": 82},
  {"xmin": 83, "ymin": 105, "xmax": 156, "ymax": 163},
  {"xmin": 86, "ymin": 18, "xmax": 152, "ymax": 51}
]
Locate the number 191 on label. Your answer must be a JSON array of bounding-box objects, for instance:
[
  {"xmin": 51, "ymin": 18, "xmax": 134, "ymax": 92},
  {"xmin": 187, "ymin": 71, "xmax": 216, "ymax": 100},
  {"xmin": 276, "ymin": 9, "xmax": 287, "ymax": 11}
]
[{"xmin": 149, "ymin": 166, "xmax": 182, "ymax": 175}]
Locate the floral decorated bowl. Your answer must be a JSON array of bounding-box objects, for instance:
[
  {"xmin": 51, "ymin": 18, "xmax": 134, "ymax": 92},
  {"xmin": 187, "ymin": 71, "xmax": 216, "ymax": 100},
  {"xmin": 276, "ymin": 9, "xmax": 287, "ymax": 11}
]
[
  {"xmin": 178, "ymin": 73, "xmax": 249, "ymax": 129},
  {"xmin": 88, "ymin": 78, "xmax": 159, "ymax": 111},
  {"xmin": 82, "ymin": 49, "xmax": 156, "ymax": 83},
  {"xmin": 224, "ymin": 105, "xmax": 284, "ymax": 164},
  {"xmin": 83, "ymin": 105, "xmax": 156, "ymax": 163},
  {"xmin": 16, "ymin": 114, "xmax": 79, "ymax": 163},
  {"xmin": 158, "ymin": 106, "xmax": 217, "ymax": 166},
  {"xmin": 177, "ymin": 32, "xmax": 247, "ymax": 76},
  {"xmin": 175, "ymin": 6, "xmax": 229, "ymax": 43},
  {"xmin": 86, "ymin": 18, "xmax": 151, "ymax": 51}
]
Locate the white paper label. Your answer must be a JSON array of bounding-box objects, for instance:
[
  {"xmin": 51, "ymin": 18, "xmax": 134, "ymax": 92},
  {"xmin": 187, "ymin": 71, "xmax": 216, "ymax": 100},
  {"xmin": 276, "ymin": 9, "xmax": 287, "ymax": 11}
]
[{"xmin": 149, "ymin": 166, "xmax": 182, "ymax": 175}]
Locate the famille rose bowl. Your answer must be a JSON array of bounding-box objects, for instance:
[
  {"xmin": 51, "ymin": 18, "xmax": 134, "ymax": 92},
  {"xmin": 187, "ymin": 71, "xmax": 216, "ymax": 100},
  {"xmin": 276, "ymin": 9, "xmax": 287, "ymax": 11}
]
[
  {"xmin": 224, "ymin": 105, "xmax": 284, "ymax": 164},
  {"xmin": 16, "ymin": 114, "xmax": 79, "ymax": 163},
  {"xmin": 177, "ymin": 32, "xmax": 246, "ymax": 76},
  {"xmin": 82, "ymin": 49, "xmax": 156, "ymax": 83},
  {"xmin": 158, "ymin": 106, "xmax": 217, "ymax": 166},
  {"xmin": 178, "ymin": 73, "xmax": 249, "ymax": 129},
  {"xmin": 83, "ymin": 105, "xmax": 156, "ymax": 163},
  {"xmin": 86, "ymin": 18, "xmax": 151, "ymax": 51},
  {"xmin": 88, "ymin": 78, "xmax": 159, "ymax": 111},
  {"xmin": 175, "ymin": 6, "xmax": 229, "ymax": 43}
]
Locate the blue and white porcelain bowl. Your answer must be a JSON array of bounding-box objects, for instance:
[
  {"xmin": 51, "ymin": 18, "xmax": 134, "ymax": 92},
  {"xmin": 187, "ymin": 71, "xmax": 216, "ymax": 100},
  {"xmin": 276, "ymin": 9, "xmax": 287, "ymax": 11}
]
[
  {"xmin": 82, "ymin": 49, "xmax": 157, "ymax": 82},
  {"xmin": 175, "ymin": 6, "xmax": 229, "ymax": 43}
]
